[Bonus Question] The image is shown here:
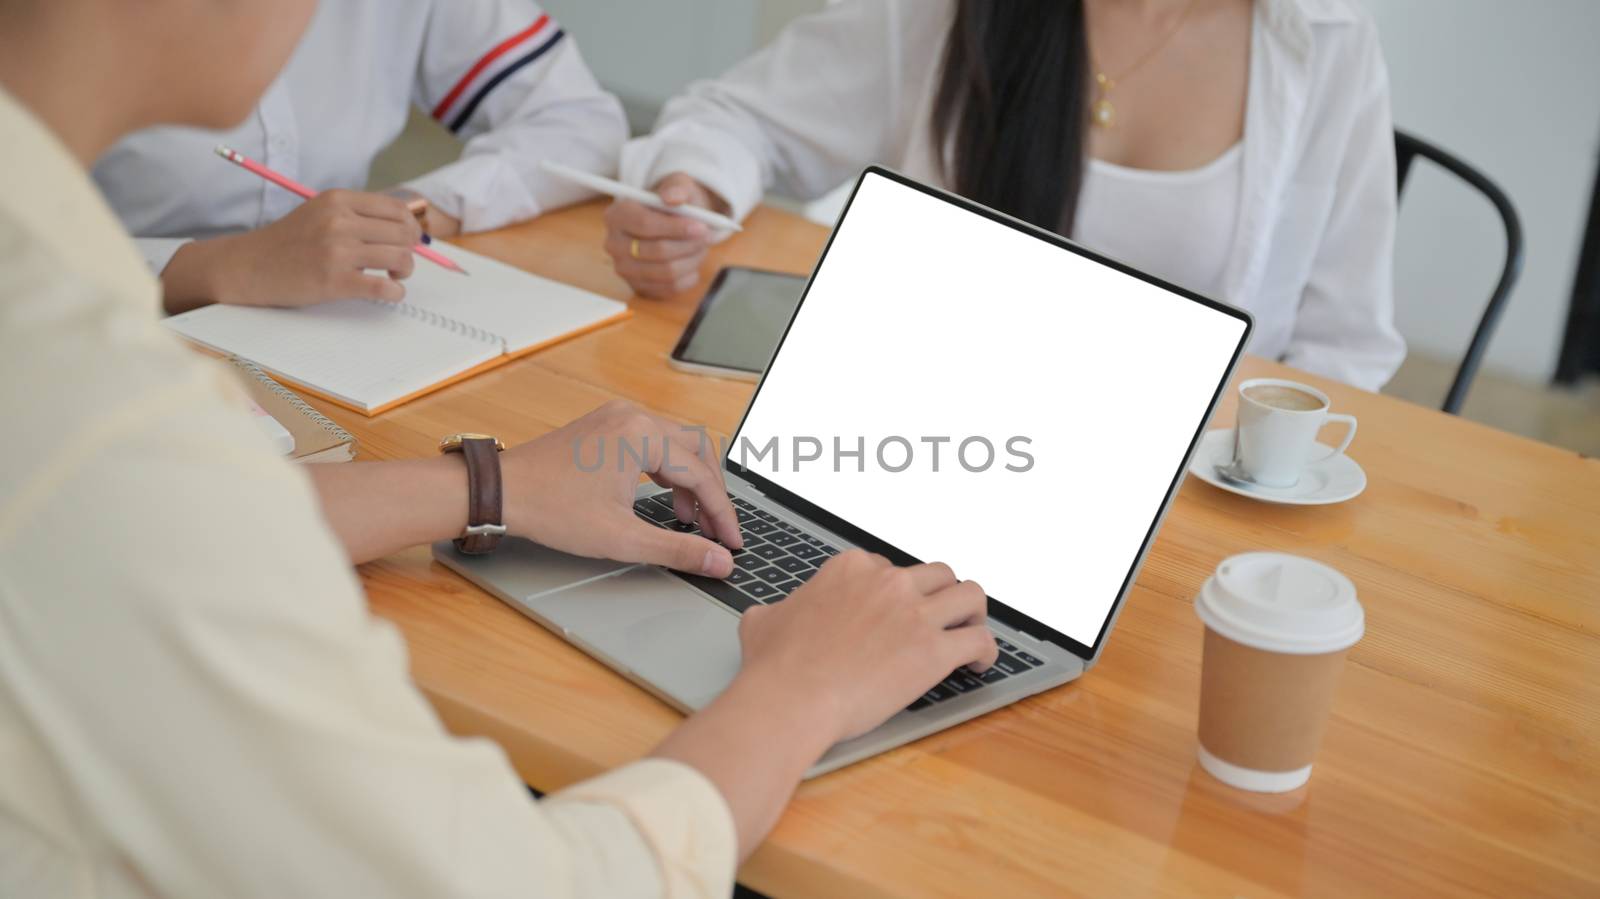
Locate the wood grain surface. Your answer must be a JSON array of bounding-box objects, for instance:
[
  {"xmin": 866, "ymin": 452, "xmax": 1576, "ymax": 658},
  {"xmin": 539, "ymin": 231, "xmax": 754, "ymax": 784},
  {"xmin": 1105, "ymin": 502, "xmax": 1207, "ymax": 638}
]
[{"xmin": 309, "ymin": 202, "xmax": 1599, "ymax": 898}]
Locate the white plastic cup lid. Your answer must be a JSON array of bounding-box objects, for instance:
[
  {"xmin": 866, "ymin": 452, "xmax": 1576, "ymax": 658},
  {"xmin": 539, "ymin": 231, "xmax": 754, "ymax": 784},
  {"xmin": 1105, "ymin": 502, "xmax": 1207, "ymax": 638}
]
[{"xmin": 1195, "ymin": 552, "xmax": 1364, "ymax": 655}]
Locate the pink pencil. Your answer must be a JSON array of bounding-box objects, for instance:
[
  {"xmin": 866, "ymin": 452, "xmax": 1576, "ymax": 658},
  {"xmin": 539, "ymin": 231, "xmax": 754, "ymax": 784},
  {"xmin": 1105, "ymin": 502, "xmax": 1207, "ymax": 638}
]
[{"xmin": 213, "ymin": 145, "xmax": 468, "ymax": 276}]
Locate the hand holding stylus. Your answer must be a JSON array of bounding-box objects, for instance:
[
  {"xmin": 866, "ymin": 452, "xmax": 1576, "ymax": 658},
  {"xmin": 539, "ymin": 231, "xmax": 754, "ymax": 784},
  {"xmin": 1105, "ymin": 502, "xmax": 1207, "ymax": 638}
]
[{"xmin": 602, "ymin": 172, "xmax": 733, "ymax": 298}]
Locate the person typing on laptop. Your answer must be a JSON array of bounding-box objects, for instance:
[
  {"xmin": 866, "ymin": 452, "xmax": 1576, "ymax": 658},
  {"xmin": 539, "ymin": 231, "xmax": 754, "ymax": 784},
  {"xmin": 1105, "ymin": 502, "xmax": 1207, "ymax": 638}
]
[{"xmin": 0, "ymin": 2, "xmax": 996, "ymax": 897}]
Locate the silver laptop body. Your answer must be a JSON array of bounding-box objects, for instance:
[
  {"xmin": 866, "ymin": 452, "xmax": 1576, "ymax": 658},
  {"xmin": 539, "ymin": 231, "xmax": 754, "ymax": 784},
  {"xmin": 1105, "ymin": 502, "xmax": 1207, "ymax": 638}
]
[{"xmin": 433, "ymin": 168, "xmax": 1251, "ymax": 777}]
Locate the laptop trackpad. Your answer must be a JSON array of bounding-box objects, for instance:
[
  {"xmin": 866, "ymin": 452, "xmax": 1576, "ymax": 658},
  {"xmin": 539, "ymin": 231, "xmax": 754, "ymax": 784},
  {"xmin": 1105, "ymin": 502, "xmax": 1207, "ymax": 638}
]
[
  {"xmin": 550, "ymin": 568, "xmax": 743, "ymax": 710},
  {"xmin": 436, "ymin": 537, "xmax": 635, "ymax": 605}
]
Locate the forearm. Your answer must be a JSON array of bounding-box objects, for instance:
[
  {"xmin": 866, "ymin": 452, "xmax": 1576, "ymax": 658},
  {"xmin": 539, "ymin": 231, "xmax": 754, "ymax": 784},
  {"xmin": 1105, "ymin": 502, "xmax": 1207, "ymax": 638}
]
[
  {"xmin": 422, "ymin": 205, "xmax": 460, "ymax": 238},
  {"xmin": 160, "ymin": 234, "xmax": 243, "ymax": 314},
  {"xmin": 651, "ymin": 667, "xmax": 837, "ymax": 860},
  {"xmin": 305, "ymin": 456, "xmax": 468, "ymax": 565}
]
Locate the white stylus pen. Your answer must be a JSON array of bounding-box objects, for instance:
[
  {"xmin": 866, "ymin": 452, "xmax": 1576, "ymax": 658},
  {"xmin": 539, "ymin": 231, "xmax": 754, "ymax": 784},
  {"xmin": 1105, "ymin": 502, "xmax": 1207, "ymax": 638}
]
[{"xmin": 539, "ymin": 159, "xmax": 743, "ymax": 233}]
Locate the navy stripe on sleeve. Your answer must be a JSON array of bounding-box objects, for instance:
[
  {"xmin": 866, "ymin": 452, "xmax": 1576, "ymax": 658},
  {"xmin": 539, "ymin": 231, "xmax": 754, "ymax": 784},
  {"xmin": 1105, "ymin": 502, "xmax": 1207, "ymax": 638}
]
[{"xmin": 447, "ymin": 30, "xmax": 568, "ymax": 134}]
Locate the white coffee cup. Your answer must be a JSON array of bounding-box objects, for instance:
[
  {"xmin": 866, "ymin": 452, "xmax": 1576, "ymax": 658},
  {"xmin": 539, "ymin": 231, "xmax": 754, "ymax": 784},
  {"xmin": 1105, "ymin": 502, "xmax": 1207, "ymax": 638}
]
[
  {"xmin": 1194, "ymin": 552, "xmax": 1364, "ymax": 793},
  {"xmin": 1234, "ymin": 378, "xmax": 1357, "ymax": 488}
]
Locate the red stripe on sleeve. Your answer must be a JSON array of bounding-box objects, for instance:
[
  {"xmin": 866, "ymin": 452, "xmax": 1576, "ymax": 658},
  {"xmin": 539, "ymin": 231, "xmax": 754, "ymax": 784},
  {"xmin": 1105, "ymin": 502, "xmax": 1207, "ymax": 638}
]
[{"xmin": 431, "ymin": 13, "xmax": 552, "ymax": 122}]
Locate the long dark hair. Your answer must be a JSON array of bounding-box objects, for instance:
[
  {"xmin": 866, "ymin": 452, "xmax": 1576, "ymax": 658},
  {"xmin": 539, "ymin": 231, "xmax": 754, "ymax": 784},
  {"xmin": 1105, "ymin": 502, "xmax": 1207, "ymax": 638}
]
[{"xmin": 932, "ymin": 1, "xmax": 1090, "ymax": 236}]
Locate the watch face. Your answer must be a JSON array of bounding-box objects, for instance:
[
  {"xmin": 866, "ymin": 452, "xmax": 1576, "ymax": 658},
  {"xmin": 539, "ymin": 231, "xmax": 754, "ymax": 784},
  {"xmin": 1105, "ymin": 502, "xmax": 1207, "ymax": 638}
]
[{"xmin": 438, "ymin": 433, "xmax": 505, "ymax": 453}]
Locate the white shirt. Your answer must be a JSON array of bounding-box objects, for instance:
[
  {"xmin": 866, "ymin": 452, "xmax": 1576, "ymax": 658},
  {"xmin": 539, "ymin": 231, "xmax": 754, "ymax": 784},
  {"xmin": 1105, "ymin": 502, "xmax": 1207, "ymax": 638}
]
[
  {"xmin": 0, "ymin": 88, "xmax": 734, "ymax": 899},
  {"xmin": 93, "ymin": 0, "xmax": 627, "ymax": 274},
  {"xmin": 1076, "ymin": 144, "xmax": 1244, "ymax": 299},
  {"xmin": 621, "ymin": 0, "xmax": 1407, "ymax": 391}
]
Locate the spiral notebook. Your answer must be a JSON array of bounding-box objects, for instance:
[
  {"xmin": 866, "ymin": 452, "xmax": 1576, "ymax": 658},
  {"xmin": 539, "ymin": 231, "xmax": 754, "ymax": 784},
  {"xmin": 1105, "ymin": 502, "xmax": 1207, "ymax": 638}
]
[
  {"xmin": 229, "ymin": 358, "xmax": 357, "ymax": 462},
  {"xmin": 166, "ymin": 243, "xmax": 630, "ymax": 415}
]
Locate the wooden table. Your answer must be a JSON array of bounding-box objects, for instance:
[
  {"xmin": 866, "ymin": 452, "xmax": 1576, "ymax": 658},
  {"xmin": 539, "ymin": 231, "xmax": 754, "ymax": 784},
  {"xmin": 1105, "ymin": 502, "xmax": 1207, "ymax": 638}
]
[{"xmin": 309, "ymin": 202, "xmax": 1600, "ymax": 897}]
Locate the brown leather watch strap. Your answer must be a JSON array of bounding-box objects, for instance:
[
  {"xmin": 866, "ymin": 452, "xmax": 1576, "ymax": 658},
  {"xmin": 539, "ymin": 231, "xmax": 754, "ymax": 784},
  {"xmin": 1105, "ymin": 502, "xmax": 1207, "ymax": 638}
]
[{"xmin": 453, "ymin": 437, "xmax": 505, "ymax": 555}]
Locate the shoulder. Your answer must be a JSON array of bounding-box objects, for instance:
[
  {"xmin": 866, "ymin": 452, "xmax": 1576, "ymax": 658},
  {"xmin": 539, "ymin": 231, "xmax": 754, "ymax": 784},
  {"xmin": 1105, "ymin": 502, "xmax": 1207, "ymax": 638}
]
[
  {"xmin": 1261, "ymin": 0, "xmax": 1384, "ymax": 59},
  {"xmin": 883, "ymin": 0, "xmax": 956, "ymax": 31},
  {"xmin": 1295, "ymin": 0, "xmax": 1386, "ymax": 71},
  {"xmin": 795, "ymin": 0, "xmax": 952, "ymax": 54},
  {"xmin": 0, "ymin": 291, "xmax": 365, "ymax": 627},
  {"xmin": 0, "ymin": 207, "xmax": 188, "ymax": 426},
  {"xmin": 0, "ymin": 212, "xmax": 304, "ymax": 549},
  {"xmin": 892, "ymin": 0, "xmax": 958, "ymax": 63},
  {"xmin": 814, "ymin": 0, "xmax": 952, "ymax": 91},
  {"xmin": 1296, "ymin": 0, "xmax": 1373, "ymax": 26},
  {"xmin": 1260, "ymin": 0, "xmax": 1388, "ymax": 105}
]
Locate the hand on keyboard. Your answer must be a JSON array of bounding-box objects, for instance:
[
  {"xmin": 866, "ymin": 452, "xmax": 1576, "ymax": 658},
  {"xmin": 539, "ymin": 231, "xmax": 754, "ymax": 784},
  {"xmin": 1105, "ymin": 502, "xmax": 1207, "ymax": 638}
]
[
  {"xmin": 499, "ymin": 401, "xmax": 742, "ymax": 577},
  {"xmin": 736, "ymin": 550, "xmax": 999, "ymax": 744}
]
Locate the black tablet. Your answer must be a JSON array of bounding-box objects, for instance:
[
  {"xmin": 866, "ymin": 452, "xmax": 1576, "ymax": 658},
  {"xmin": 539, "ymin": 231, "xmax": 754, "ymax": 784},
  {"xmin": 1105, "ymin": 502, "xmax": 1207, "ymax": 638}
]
[{"xmin": 669, "ymin": 266, "xmax": 806, "ymax": 380}]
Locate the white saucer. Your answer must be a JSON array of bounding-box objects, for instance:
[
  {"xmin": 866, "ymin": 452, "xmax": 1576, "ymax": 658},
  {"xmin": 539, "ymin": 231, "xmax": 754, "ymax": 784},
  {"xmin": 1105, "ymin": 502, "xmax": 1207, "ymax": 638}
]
[{"xmin": 1188, "ymin": 428, "xmax": 1367, "ymax": 506}]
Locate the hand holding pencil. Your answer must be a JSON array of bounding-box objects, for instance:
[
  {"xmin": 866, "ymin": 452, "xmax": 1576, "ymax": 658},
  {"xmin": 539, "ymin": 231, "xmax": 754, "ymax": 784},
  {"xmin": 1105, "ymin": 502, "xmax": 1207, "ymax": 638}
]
[
  {"xmin": 215, "ymin": 146, "xmax": 466, "ymax": 275},
  {"xmin": 161, "ymin": 147, "xmax": 467, "ymax": 313}
]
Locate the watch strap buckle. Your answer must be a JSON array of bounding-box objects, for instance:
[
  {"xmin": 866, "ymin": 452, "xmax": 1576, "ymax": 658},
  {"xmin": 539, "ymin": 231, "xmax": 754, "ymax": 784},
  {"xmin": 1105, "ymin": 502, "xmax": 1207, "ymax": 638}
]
[{"xmin": 443, "ymin": 433, "xmax": 506, "ymax": 555}]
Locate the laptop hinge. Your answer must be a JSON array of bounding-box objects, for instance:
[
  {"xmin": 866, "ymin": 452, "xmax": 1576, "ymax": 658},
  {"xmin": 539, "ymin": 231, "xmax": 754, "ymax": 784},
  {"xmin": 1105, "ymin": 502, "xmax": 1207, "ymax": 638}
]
[{"xmin": 1016, "ymin": 629, "xmax": 1093, "ymax": 669}]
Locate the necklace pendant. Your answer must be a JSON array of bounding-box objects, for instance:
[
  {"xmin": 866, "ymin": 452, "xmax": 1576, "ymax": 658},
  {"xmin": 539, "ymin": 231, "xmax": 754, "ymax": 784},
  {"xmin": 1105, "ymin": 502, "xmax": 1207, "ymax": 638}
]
[{"xmin": 1093, "ymin": 98, "xmax": 1116, "ymax": 128}]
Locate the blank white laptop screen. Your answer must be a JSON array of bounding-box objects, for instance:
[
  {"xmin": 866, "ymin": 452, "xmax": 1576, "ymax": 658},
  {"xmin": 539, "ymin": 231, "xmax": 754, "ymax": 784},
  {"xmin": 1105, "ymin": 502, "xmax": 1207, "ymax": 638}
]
[{"xmin": 730, "ymin": 171, "xmax": 1248, "ymax": 650}]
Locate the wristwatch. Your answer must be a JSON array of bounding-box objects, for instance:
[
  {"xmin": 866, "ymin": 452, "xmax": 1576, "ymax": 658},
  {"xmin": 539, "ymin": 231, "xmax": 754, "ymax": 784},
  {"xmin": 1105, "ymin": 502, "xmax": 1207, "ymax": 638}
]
[{"xmin": 439, "ymin": 433, "xmax": 507, "ymax": 554}]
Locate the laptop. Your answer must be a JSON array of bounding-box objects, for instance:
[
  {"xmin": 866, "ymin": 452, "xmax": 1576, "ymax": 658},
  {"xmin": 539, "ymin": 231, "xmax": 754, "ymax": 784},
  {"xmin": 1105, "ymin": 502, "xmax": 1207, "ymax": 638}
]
[{"xmin": 434, "ymin": 167, "xmax": 1252, "ymax": 776}]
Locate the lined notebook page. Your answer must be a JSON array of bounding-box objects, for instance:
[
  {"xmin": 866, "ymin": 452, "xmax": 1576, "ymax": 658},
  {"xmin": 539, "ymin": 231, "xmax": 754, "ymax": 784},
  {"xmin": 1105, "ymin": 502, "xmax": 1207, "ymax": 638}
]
[
  {"xmin": 401, "ymin": 243, "xmax": 628, "ymax": 353},
  {"xmin": 164, "ymin": 242, "xmax": 628, "ymax": 414},
  {"xmin": 167, "ymin": 300, "xmax": 501, "ymax": 412}
]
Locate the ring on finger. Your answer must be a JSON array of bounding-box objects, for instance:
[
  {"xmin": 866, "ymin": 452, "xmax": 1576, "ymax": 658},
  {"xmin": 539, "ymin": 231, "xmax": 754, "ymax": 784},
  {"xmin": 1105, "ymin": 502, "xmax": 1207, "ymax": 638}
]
[{"xmin": 630, "ymin": 238, "xmax": 641, "ymax": 259}]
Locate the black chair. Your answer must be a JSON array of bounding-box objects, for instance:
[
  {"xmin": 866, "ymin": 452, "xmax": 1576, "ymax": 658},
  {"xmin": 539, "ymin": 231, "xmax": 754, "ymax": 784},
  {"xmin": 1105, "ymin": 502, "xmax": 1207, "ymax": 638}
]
[{"xmin": 1394, "ymin": 129, "xmax": 1525, "ymax": 415}]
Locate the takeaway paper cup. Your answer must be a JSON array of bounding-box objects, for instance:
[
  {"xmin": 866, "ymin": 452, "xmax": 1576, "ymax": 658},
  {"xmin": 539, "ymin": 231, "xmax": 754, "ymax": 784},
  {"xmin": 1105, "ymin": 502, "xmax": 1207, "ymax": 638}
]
[{"xmin": 1194, "ymin": 553, "xmax": 1364, "ymax": 793}]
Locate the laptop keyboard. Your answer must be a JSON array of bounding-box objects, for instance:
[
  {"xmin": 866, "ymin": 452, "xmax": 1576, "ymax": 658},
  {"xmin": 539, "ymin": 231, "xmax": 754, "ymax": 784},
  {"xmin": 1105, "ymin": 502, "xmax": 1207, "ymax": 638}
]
[
  {"xmin": 634, "ymin": 493, "xmax": 834, "ymax": 608},
  {"xmin": 632, "ymin": 492, "xmax": 1048, "ymax": 712}
]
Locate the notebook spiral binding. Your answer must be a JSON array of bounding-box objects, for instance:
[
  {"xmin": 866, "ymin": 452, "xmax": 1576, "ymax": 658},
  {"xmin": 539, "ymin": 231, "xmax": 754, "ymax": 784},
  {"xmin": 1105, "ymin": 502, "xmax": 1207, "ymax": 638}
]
[
  {"xmin": 387, "ymin": 302, "xmax": 503, "ymax": 347},
  {"xmin": 229, "ymin": 357, "xmax": 354, "ymax": 443}
]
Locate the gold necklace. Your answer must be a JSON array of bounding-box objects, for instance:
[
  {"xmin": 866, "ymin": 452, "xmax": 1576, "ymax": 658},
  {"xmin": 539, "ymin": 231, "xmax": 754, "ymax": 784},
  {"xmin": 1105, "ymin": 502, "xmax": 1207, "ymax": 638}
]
[{"xmin": 1090, "ymin": 0, "xmax": 1198, "ymax": 129}]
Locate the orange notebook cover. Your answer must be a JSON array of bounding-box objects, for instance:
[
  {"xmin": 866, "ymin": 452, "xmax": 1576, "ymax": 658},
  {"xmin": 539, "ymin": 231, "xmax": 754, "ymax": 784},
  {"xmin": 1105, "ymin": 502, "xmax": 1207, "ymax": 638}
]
[{"xmin": 165, "ymin": 243, "xmax": 631, "ymax": 416}]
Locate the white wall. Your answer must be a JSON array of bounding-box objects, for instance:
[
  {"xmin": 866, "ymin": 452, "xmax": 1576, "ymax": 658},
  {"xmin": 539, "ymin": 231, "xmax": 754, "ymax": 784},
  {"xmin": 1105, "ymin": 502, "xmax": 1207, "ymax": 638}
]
[
  {"xmin": 543, "ymin": 0, "xmax": 825, "ymax": 125},
  {"xmin": 1368, "ymin": 0, "xmax": 1600, "ymax": 383}
]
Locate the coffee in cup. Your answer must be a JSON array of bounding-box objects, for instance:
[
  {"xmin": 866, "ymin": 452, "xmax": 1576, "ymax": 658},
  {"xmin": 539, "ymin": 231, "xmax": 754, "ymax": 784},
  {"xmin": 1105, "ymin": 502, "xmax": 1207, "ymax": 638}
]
[
  {"xmin": 1194, "ymin": 552, "xmax": 1364, "ymax": 793},
  {"xmin": 1243, "ymin": 383, "xmax": 1324, "ymax": 412},
  {"xmin": 1234, "ymin": 378, "xmax": 1357, "ymax": 488}
]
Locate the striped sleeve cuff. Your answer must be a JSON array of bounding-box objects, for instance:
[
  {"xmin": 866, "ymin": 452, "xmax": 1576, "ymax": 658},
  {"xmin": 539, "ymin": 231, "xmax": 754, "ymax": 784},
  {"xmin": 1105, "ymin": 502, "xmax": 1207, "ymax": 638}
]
[{"xmin": 547, "ymin": 758, "xmax": 737, "ymax": 899}]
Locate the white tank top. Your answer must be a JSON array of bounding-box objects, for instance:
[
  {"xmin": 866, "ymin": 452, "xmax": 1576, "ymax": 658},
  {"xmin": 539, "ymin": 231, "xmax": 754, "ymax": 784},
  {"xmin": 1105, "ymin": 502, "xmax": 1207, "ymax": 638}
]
[{"xmin": 1072, "ymin": 143, "xmax": 1243, "ymax": 299}]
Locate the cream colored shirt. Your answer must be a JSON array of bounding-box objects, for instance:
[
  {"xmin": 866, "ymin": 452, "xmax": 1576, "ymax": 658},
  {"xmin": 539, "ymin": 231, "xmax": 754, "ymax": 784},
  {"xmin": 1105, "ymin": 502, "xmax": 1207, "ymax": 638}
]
[{"xmin": 0, "ymin": 88, "xmax": 734, "ymax": 899}]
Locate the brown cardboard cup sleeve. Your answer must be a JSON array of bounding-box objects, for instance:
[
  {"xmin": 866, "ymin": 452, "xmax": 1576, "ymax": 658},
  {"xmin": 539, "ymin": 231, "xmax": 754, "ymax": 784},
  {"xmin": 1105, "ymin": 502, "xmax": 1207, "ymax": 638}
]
[{"xmin": 1194, "ymin": 553, "xmax": 1364, "ymax": 793}]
